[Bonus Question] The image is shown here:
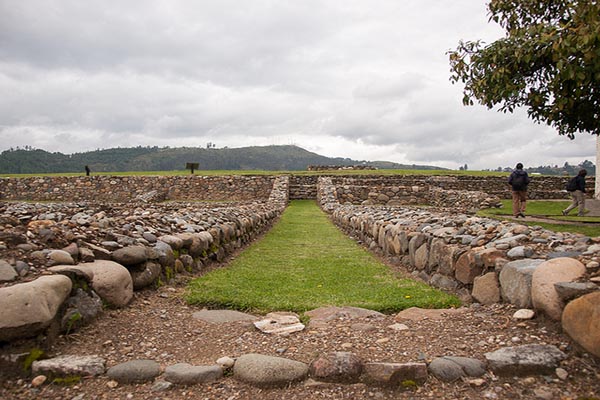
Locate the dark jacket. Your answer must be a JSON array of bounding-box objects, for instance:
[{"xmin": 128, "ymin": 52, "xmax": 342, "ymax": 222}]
[
  {"xmin": 508, "ymin": 169, "xmax": 530, "ymax": 191},
  {"xmin": 573, "ymin": 175, "xmax": 586, "ymax": 192}
]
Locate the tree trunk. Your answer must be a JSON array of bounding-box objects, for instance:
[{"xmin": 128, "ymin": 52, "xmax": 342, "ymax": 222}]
[{"xmin": 596, "ymin": 136, "xmax": 600, "ymax": 199}]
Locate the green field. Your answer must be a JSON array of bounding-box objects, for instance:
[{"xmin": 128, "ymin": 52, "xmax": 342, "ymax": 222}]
[
  {"xmin": 478, "ymin": 199, "xmax": 600, "ymax": 236},
  {"xmin": 185, "ymin": 200, "xmax": 461, "ymax": 313},
  {"xmin": 0, "ymin": 168, "xmax": 508, "ymax": 178}
]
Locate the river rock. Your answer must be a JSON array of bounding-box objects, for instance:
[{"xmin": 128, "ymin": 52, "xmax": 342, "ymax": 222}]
[
  {"xmin": 309, "ymin": 352, "xmax": 363, "ymax": 383},
  {"xmin": 107, "ymin": 359, "xmax": 161, "ymax": 383},
  {"xmin": 50, "ymin": 260, "xmax": 133, "ymax": 308},
  {"xmin": 233, "ymin": 353, "xmax": 308, "ymax": 387},
  {"xmin": 362, "ymin": 362, "xmax": 428, "ymax": 386},
  {"xmin": 164, "ymin": 363, "xmax": 223, "ymax": 384},
  {"xmin": 499, "ymin": 259, "xmax": 544, "ymax": 308},
  {"xmin": 562, "ymin": 292, "xmax": 600, "ymax": 358},
  {"xmin": 531, "ymin": 257, "xmax": 586, "ymax": 320},
  {"xmin": 111, "ymin": 245, "xmax": 148, "ymax": 266},
  {"xmin": 0, "ymin": 275, "xmax": 72, "ymax": 342},
  {"xmin": 47, "ymin": 250, "xmax": 75, "ymax": 266},
  {"xmin": 485, "ymin": 345, "xmax": 566, "ymax": 376},
  {"xmin": 472, "ymin": 272, "xmax": 500, "ymax": 305},
  {"xmin": 0, "ymin": 259, "xmax": 17, "ymax": 282}
]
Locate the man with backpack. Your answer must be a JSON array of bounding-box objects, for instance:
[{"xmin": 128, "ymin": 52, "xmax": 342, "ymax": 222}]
[
  {"xmin": 562, "ymin": 169, "xmax": 588, "ymax": 216},
  {"xmin": 508, "ymin": 163, "xmax": 530, "ymax": 218}
]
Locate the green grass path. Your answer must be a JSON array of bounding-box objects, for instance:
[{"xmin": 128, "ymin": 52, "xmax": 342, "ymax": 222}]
[{"xmin": 185, "ymin": 200, "xmax": 460, "ymax": 314}]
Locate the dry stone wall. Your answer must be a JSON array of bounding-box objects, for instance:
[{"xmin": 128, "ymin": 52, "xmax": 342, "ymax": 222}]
[
  {"xmin": 317, "ymin": 176, "xmax": 600, "ymax": 357},
  {"xmin": 289, "ymin": 176, "xmax": 318, "ymax": 200},
  {"xmin": 329, "ymin": 175, "xmax": 590, "ymax": 206},
  {"xmin": 0, "ymin": 175, "xmax": 276, "ymax": 202},
  {"xmin": 0, "ymin": 176, "xmax": 289, "ymax": 345}
]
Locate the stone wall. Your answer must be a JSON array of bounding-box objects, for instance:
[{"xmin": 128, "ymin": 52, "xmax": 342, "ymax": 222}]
[
  {"xmin": 317, "ymin": 176, "xmax": 599, "ymax": 317},
  {"xmin": 0, "ymin": 176, "xmax": 290, "ymax": 345},
  {"xmin": 1, "ymin": 173, "xmax": 593, "ymax": 204},
  {"xmin": 328, "ymin": 175, "xmax": 590, "ymax": 205},
  {"xmin": 289, "ymin": 175, "xmax": 318, "ymax": 200},
  {"xmin": 0, "ymin": 175, "xmax": 276, "ymax": 202}
]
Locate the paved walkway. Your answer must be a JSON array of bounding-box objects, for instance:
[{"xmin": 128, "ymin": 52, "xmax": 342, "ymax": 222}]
[{"xmin": 584, "ymin": 199, "xmax": 600, "ymax": 217}]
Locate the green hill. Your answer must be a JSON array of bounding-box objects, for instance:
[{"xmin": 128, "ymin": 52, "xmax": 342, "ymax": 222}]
[{"xmin": 0, "ymin": 145, "xmax": 444, "ymax": 173}]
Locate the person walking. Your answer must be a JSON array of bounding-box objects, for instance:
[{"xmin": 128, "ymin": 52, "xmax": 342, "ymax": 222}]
[
  {"xmin": 508, "ymin": 163, "xmax": 530, "ymax": 218},
  {"xmin": 562, "ymin": 169, "xmax": 588, "ymax": 216}
]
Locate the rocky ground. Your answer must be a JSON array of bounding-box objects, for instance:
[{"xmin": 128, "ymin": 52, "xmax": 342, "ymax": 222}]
[
  {"xmin": 1, "ymin": 259, "xmax": 599, "ymax": 400},
  {"xmin": 0, "ymin": 200, "xmax": 599, "ymax": 399}
]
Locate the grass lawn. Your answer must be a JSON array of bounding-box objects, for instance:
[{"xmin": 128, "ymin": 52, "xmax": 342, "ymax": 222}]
[
  {"xmin": 479, "ymin": 199, "xmax": 600, "ymax": 237},
  {"xmin": 185, "ymin": 200, "xmax": 461, "ymax": 314}
]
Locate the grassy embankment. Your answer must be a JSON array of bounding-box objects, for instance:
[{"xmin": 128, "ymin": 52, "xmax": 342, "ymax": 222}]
[{"xmin": 185, "ymin": 200, "xmax": 460, "ymax": 314}]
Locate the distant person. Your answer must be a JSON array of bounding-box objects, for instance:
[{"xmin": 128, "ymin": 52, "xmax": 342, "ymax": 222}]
[
  {"xmin": 507, "ymin": 162, "xmax": 530, "ymax": 218},
  {"xmin": 562, "ymin": 169, "xmax": 588, "ymax": 216},
  {"xmin": 85, "ymin": 165, "xmax": 90, "ymax": 176}
]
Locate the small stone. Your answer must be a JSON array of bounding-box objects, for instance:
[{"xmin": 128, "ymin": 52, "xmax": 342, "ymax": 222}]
[
  {"xmin": 388, "ymin": 323, "xmax": 409, "ymax": 331},
  {"xmin": 151, "ymin": 380, "xmax": 172, "ymax": 392},
  {"xmin": 216, "ymin": 356, "xmax": 235, "ymax": 369},
  {"xmin": 513, "ymin": 309, "xmax": 535, "ymax": 320},
  {"xmin": 467, "ymin": 378, "xmax": 486, "ymax": 387},
  {"xmin": 106, "ymin": 380, "xmax": 119, "ymax": 388},
  {"xmin": 31, "ymin": 375, "xmax": 47, "ymax": 387},
  {"xmin": 555, "ymin": 367, "xmax": 568, "ymax": 380},
  {"xmin": 533, "ymin": 387, "xmax": 554, "ymax": 400},
  {"xmin": 586, "ymin": 261, "xmax": 599, "ymax": 269}
]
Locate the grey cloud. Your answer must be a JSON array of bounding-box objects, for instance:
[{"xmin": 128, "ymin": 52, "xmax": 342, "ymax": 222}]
[{"xmin": 0, "ymin": 1, "xmax": 595, "ymax": 170}]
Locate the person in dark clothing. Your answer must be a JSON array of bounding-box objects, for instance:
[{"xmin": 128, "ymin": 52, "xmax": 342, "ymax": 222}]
[
  {"xmin": 85, "ymin": 165, "xmax": 90, "ymax": 176},
  {"xmin": 507, "ymin": 163, "xmax": 530, "ymax": 218},
  {"xmin": 562, "ymin": 169, "xmax": 588, "ymax": 216}
]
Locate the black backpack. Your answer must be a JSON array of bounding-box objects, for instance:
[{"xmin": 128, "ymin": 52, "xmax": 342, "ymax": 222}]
[
  {"xmin": 566, "ymin": 177, "xmax": 578, "ymax": 192},
  {"xmin": 511, "ymin": 173, "xmax": 527, "ymax": 190}
]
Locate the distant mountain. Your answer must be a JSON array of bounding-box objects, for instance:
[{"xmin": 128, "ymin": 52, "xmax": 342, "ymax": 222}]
[{"xmin": 0, "ymin": 145, "xmax": 445, "ymax": 173}]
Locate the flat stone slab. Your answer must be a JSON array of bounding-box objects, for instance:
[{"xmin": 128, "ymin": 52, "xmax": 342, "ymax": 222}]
[
  {"xmin": 305, "ymin": 306, "xmax": 385, "ymax": 328},
  {"xmin": 485, "ymin": 344, "xmax": 566, "ymax": 376},
  {"xmin": 395, "ymin": 307, "xmax": 466, "ymax": 321},
  {"xmin": 192, "ymin": 309, "xmax": 258, "ymax": 323},
  {"xmin": 164, "ymin": 363, "xmax": 223, "ymax": 385},
  {"xmin": 254, "ymin": 312, "xmax": 305, "ymax": 335},
  {"xmin": 32, "ymin": 355, "xmax": 106, "ymax": 377}
]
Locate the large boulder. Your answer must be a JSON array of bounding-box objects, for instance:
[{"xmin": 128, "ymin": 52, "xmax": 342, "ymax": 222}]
[
  {"xmin": 111, "ymin": 246, "xmax": 148, "ymax": 266},
  {"xmin": 0, "ymin": 275, "xmax": 72, "ymax": 342},
  {"xmin": 50, "ymin": 260, "xmax": 133, "ymax": 308},
  {"xmin": 309, "ymin": 352, "xmax": 363, "ymax": 383},
  {"xmin": 472, "ymin": 272, "xmax": 500, "ymax": 305},
  {"xmin": 233, "ymin": 353, "xmax": 308, "ymax": 387},
  {"xmin": 562, "ymin": 292, "xmax": 600, "ymax": 358},
  {"xmin": 485, "ymin": 345, "xmax": 566, "ymax": 376},
  {"xmin": 499, "ymin": 259, "xmax": 544, "ymax": 308},
  {"xmin": 531, "ymin": 257, "xmax": 586, "ymax": 320}
]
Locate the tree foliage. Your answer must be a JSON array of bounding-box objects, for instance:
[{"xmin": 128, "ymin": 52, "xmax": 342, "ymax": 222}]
[
  {"xmin": 0, "ymin": 145, "xmax": 440, "ymax": 173},
  {"xmin": 449, "ymin": 0, "xmax": 600, "ymax": 138}
]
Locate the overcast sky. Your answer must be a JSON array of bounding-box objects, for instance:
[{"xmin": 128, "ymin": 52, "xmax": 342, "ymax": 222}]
[{"xmin": 0, "ymin": 1, "xmax": 595, "ymax": 170}]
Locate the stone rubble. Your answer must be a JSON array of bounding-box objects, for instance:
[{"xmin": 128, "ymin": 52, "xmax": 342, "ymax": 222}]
[{"xmin": 317, "ymin": 176, "xmax": 600, "ymax": 358}]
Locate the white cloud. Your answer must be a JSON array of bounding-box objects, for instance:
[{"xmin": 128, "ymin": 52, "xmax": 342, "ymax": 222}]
[{"xmin": 0, "ymin": 0, "xmax": 596, "ymax": 170}]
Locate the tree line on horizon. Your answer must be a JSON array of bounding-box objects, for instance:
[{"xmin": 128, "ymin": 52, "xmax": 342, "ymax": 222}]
[
  {"xmin": 0, "ymin": 145, "xmax": 443, "ymax": 174},
  {"xmin": 484, "ymin": 160, "xmax": 596, "ymax": 176}
]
